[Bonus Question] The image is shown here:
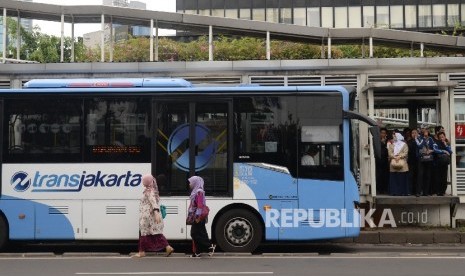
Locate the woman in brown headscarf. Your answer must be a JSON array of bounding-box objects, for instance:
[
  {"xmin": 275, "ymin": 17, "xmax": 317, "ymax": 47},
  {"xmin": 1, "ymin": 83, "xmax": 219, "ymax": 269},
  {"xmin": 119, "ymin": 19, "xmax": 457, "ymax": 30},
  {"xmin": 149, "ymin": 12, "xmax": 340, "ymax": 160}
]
[{"xmin": 133, "ymin": 174, "xmax": 174, "ymax": 257}]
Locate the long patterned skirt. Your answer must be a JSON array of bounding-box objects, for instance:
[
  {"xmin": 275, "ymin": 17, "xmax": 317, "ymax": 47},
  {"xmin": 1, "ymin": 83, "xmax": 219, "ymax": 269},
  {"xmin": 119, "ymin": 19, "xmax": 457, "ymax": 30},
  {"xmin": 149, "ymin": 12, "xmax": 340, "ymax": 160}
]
[{"xmin": 138, "ymin": 234, "xmax": 169, "ymax": 252}]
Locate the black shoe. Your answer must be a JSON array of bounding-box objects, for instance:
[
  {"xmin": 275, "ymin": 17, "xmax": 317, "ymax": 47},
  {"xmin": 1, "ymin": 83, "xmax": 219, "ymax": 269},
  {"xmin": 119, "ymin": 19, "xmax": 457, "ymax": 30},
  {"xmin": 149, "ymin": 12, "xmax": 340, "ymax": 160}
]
[
  {"xmin": 208, "ymin": 244, "xmax": 216, "ymax": 257},
  {"xmin": 190, "ymin": 253, "xmax": 201, "ymax": 258}
]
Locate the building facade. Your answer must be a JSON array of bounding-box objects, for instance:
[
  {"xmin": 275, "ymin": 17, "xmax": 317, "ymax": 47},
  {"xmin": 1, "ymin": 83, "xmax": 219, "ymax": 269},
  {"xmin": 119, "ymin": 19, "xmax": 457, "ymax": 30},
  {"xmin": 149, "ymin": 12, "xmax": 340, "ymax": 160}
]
[{"xmin": 176, "ymin": 0, "xmax": 465, "ymax": 33}]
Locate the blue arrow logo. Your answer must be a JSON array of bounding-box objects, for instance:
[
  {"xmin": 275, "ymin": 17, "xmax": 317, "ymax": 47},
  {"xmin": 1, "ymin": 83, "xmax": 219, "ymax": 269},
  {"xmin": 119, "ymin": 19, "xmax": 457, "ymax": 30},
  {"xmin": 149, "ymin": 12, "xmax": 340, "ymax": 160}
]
[{"xmin": 167, "ymin": 123, "xmax": 218, "ymax": 172}]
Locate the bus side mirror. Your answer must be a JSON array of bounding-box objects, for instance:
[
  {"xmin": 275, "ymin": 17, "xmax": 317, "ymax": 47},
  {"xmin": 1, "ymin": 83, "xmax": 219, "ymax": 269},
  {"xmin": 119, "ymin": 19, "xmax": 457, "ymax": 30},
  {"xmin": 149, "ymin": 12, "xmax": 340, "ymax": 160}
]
[{"xmin": 369, "ymin": 126, "xmax": 381, "ymax": 160}]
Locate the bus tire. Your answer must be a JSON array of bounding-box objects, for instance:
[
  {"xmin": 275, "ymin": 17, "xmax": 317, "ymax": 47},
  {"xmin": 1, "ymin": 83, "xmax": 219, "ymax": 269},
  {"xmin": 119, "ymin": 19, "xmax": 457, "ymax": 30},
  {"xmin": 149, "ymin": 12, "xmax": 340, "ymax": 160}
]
[
  {"xmin": 214, "ymin": 209, "xmax": 262, "ymax": 253},
  {"xmin": 0, "ymin": 216, "xmax": 8, "ymax": 250}
]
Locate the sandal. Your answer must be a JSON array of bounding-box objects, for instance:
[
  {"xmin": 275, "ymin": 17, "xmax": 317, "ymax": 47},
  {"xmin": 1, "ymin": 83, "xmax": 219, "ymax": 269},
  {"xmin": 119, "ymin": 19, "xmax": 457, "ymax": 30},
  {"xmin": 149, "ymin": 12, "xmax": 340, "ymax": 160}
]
[
  {"xmin": 165, "ymin": 246, "xmax": 174, "ymax": 257},
  {"xmin": 132, "ymin": 253, "xmax": 145, "ymax": 258}
]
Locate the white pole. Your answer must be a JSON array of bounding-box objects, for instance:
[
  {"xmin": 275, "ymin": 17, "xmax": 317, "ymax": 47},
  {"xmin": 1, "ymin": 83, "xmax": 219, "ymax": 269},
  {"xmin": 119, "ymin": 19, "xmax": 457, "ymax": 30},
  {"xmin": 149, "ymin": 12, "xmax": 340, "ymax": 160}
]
[
  {"xmin": 266, "ymin": 31, "xmax": 270, "ymax": 60},
  {"xmin": 420, "ymin": 42, "xmax": 424, "ymax": 57},
  {"xmin": 150, "ymin": 19, "xmax": 154, "ymax": 62},
  {"xmin": 155, "ymin": 20, "xmax": 159, "ymax": 62},
  {"xmin": 101, "ymin": 13, "xmax": 105, "ymax": 62},
  {"xmin": 2, "ymin": 8, "xmax": 6, "ymax": 63},
  {"xmin": 60, "ymin": 13, "xmax": 64, "ymax": 62},
  {"xmin": 369, "ymin": 36, "xmax": 373, "ymax": 58},
  {"xmin": 327, "ymin": 37, "xmax": 331, "ymax": 59},
  {"xmin": 109, "ymin": 17, "xmax": 113, "ymax": 62},
  {"xmin": 16, "ymin": 11, "xmax": 20, "ymax": 60},
  {"xmin": 209, "ymin": 25, "xmax": 213, "ymax": 61},
  {"xmin": 71, "ymin": 16, "xmax": 75, "ymax": 62}
]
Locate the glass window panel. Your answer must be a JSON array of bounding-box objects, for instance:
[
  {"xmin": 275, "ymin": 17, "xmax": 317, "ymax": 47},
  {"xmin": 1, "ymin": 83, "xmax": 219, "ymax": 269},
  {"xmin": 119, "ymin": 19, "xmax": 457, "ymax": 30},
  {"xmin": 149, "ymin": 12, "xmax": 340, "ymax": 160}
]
[
  {"xmin": 184, "ymin": 0, "xmax": 196, "ymax": 10},
  {"xmin": 294, "ymin": 7, "xmax": 306, "ymax": 26},
  {"xmin": 376, "ymin": 6, "xmax": 389, "ymax": 28},
  {"xmin": 308, "ymin": 7, "xmax": 320, "ymax": 27},
  {"xmin": 419, "ymin": 5, "xmax": 432, "ymax": 28},
  {"xmin": 448, "ymin": 4, "xmax": 460, "ymax": 27},
  {"xmin": 348, "ymin": 6, "xmax": 362, "ymax": 28},
  {"xmin": 390, "ymin": 5, "xmax": 403, "ymax": 28},
  {"xmin": 321, "ymin": 7, "xmax": 333, "ymax": 28},
  {"xmin": 156, "ymin": 103, "xmax": 189, "ymax": 194},
  {"xmin": 267, "ymin": 7, "xmax": 279, "ymax": 22},
  {"xmin": 297, "ymin": 95, "xmax": 344, "ymax": 180},
  {"xmin": 462, "ymin": 4, "xmax": 465, "ymax": 25},
  {"xmin": 233, "ymin": 96, "xmax": 297, "ymax": 176},
  {"xmin": 433, "ymin": 4, "xmax": 446, "ymax": 27},
  {"xmin": 4, "ymin": 98, "xmax": 82, "ymax": 163},
  {"xmin": 195, "ymin": 103, "xmax": 229, "ymax": 195},
  {"xmin": 198, "ymin": 0, "xmax": 211, "ymax": 9},
  {"xmin": 363, "ymin": 6, "xmax": 375, "ymax": 27},
  {"xmin": 213, "ymin": 0, "xmax": 225, "ymax": 9},
  {"xmin": 239, "ymin": 8, "xmax": 251, "ymax": 19},
  {"xmin": 225, "ymin": 9, "xmax": 238, "ymax": 18},
  {"xmin": 335, "ymin": 7, "xmax": 348, "ymax": 28},
  {"xmin": 253, "ymin": 8, "xmax": 266, "ymax": 21},
  {"xmin": 212, "ymin": 9, "xmax": 224, "ymax": 17},
  {"xmin": 85, "ymin": 98, "xmax": 150, "ymax": 163},
  {"xmin": 405, "ymin": 5, "xmax": 417, "ymax": 28},
  {"xmin": 280, "ymin": 8, "xmax": 292, "ymax": 24}
]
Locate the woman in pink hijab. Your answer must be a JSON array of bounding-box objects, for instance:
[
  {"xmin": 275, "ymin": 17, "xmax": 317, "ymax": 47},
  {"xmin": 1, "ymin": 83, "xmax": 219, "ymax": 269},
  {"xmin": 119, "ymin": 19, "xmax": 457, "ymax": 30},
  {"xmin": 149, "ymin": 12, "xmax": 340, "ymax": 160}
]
[
  {"xmin": 134, "ymin": 174, "xmax": 174, "ymax": 257},
  {"xmin": 187, "ymin": 176, "xmax": 216, "ymax": 257}
]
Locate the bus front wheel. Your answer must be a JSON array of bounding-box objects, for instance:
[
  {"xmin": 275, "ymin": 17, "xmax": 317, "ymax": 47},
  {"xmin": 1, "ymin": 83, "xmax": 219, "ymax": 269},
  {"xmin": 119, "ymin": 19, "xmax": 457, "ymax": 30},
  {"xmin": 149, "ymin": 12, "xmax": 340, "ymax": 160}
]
[
  {"xmin": 0, "ymin": 216, "xmax": 8, "ymax": 250},
  {"xmin": 214, "ymin": 209, "xmax": 262, "ymax": 253}
]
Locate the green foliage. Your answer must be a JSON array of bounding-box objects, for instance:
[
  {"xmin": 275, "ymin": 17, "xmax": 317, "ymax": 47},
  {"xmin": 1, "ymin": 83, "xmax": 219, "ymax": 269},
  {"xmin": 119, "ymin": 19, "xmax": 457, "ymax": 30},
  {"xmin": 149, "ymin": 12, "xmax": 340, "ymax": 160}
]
[
  {"xmin": 215, "ymin": 36, "xmax": 265, "ymax": 60},
  {"xmin": 3, "ymin": 19, "xmax": 465, "ymax": 63},
  {"xmin": 271, "ymin": 41, "xmax": 321, "ymax": 59},
  {"xmin": 3, "ymin": 19, "xmax": 85, "ymax": 63}
]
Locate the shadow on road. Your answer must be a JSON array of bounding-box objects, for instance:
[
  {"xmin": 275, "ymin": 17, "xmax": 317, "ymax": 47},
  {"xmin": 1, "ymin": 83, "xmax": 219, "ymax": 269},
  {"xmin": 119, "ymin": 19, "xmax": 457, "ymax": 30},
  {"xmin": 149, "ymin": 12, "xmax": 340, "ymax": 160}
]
[{"xmin": 2, "ymin": 240, "xmax": 355, "ymax": 255}]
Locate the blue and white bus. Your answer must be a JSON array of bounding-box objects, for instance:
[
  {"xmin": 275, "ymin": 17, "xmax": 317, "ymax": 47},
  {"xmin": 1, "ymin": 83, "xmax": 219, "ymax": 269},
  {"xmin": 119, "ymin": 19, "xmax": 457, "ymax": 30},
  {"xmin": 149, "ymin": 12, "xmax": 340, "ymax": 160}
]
[{"xmin": 0, "ymin": 78, "xmax": 379, "ymax": 252}]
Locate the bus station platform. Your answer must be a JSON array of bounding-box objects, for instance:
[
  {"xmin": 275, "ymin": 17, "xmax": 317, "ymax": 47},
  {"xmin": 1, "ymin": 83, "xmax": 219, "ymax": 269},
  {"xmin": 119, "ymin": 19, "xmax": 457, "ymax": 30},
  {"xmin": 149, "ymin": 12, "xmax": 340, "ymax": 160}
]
[{"xmin": 334, "ymin": 227, "xmax": 465, "ymax": 244}]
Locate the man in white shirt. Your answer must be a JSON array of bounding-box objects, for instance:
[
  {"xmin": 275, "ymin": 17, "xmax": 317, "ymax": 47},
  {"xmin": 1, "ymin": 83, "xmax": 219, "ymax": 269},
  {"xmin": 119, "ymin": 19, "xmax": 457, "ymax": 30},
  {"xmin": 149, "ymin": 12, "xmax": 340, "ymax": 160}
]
[{"xmin": 301, "ymin": 146, "xmax": 319, "ymax": 166}]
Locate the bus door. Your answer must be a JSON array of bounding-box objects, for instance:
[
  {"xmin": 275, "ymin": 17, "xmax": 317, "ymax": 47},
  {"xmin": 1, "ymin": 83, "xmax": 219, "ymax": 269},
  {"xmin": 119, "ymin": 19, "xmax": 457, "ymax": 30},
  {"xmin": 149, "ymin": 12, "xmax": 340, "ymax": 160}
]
[
  {"xmin": 279, "ymin": 94, "xmax": 346, "ymax": 240},
  {"xmin": 154, "ymin": 100, "xmax": 231, "ymax": 239}
]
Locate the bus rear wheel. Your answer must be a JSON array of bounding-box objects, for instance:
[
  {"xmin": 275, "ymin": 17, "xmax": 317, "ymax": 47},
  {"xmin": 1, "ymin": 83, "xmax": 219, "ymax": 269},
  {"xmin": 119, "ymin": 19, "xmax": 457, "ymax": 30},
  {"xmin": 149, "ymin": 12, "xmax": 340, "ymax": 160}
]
[
  {"xmin": 0, "ymin": 216, "xmax": 8, "ymax": 250},
  {"xmin": 214, "ymin": 209, "xmax": 262, "ymax": 253}
]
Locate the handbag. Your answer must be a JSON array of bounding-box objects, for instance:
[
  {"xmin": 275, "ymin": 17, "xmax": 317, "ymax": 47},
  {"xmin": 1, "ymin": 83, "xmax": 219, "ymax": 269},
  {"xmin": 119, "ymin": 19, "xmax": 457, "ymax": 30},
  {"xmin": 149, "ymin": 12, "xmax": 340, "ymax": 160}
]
[
  {"xmin": 160, "ymin": 204, "xmax": 167, "ymax": 219},
  {"xmin": 390, "ymin": 158, "xmax": 405, "ymax": 170},
  {"xmin": 436, "ymin": 153, "xmax": 451, "ymax": 166},
  {"xmin": 186, "ymin": 206, "xmax": 210, "ymax": 225}
]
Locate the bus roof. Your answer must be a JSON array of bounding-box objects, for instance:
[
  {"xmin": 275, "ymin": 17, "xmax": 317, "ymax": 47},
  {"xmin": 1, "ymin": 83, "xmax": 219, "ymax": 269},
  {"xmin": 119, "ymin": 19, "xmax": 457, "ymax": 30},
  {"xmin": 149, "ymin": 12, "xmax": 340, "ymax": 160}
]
[
  {"xmin": 5, "ymin": 79, "xmax": 353, "ymax": 100},
  {"xmin": 23, "ymin": 78, "xmax": 193, "ymax": 88}
]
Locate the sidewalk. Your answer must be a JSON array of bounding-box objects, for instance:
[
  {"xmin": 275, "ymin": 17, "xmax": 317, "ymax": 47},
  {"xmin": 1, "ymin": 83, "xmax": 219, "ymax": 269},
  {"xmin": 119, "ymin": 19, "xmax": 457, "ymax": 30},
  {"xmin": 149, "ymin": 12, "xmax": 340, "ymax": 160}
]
[{"xmin": 336, "ymin": 227, "xmax": 465, "ymax": 244}]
